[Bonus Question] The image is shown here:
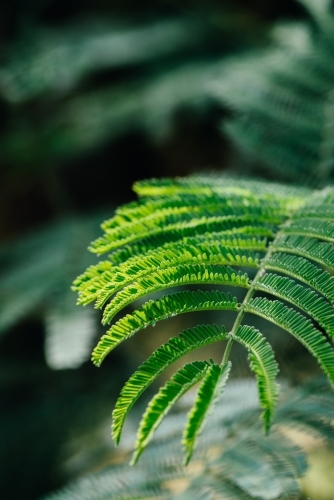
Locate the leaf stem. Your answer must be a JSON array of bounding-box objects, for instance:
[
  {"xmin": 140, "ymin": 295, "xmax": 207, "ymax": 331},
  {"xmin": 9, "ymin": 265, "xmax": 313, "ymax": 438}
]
[{"xmin": 221, "ymin": 244, "xmax": 276, "ymax": 367}]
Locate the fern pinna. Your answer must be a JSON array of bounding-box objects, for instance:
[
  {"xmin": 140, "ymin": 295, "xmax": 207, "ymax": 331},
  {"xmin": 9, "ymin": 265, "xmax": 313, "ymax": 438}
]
[{"xmin": 72, "ymin": 174, "xmax": 334, "ymax": 464}]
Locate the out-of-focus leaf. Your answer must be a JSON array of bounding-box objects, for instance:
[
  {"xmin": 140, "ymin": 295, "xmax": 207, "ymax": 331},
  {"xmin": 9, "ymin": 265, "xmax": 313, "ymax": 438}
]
[
  {"xmin": 0, "ymin": 18, "xmax": 216, "ymax": 103},
  {"xmin": 0, "ymin": 212, "xmax": 110, "ymax": 369},
  {"xmin": 41, "ymin": 378, "xmax": 334, "ymax": 500},
  {"xmin": 212, "ymin": 0, "xmax": 334, "ymax": 185}
]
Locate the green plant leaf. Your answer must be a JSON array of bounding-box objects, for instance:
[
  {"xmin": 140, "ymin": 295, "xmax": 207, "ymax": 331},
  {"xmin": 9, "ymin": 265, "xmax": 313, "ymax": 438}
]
[
  {"xmin": 229, "ymin": 325, "xmax": 279, "ymax": 432},
  {"xmin": 73, "ymin": 174, "xmax": 334, "ymax": 462},
  {"xmin": 264, "ymin": 253, "xmax": 334, "ymax": 304},
  {"xmin": 89, "ymin": 214, "xmax": 274, "ymax": 255},
  {"xmin": 131, "ymin": 360, "xmax": 210, "ymax": 465},
  {"xmin": 103, "ymin": 264, "xmax": 250, "ymax": 324},
  {"xmin": 182, "ymin": 361, "xmax": 231, "ymax": 464},
  {"xmin": 92, "ymin": 290, "xmax": 238, "ymax": 366},
  {"xmin": 74, "ymin": 238, "xmax": 260, "ymax": 308},
  {"xmin": 282, "ymin": 217, "xmax": 334, "ymax": 243},
  {"xmin": 254, "ymin": 273, "xmax": 334, "ymax": 337},
  {"xmin": 272, "ymin": 234, "xmax": 334, "ymax": 270},
  {"xmin": 244, "ymin": 297, "xmax": 334, "ymax": 386},
  {"xmin": 112, "ymin": 324, "xmax": 227, "ymax": 445}
]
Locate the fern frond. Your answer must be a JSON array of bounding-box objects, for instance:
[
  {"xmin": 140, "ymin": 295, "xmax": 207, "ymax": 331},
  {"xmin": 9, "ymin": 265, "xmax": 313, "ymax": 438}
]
[
  {"xmin": 244, "ymin": 297, "xmax": 334, "ymax": 386},
  {"xmin": 103, "ymin": 265, "xmax": 250, "ymax": 324},
  {"xmin": 195, "ymin": 477, "xmax": 263, "ymax": 500},
  {"xmin": 0, "ymin": 214, "xmax": 106, "ymax": 368},
  {"xmin": 254, "ymin": 273, "xmax": 334, "ymax": 337},
  {"xmin": 73, "ymin": 234, "xmax": 265, "ymax": 305},
  {"xmin": 229, "ymin": 325, "xmax": 279, "ymax": 432},
  {"xmin": 110, "ymin": 192, "xmax": 289, "ymax": 224},
  {"xmin": 73, "ymin": 175, "xmax": 334, "ymax": 463},
  {"xmin": 294, "ymin": 202, "xmax": 334, "ymax": 220},
  {"xmin": 108, "ymin": 226, "xmax": 274, "ymax": 266},
  {"xmin": 212, "ymin": 0, "xmax": 334, "ymax": 185},
  {"xmin": 77, "ymin": 241, "xmax": 259, "ymax": 308},
  {"xmin": 112, "ymin": 324, "xmax": 227, "ymax": 445},
  {"xmin": 264, "ymin": 253, "xmax": 334, "ymax": 304},
  {"xmin": 282, "ymin": 217, "xmax": 334, "ymax": 243},
  {"xmin": 277, "ymin": 381, "xmax": 334, "ymax": 441},
  {"xmin": 272, "ymin": 234, "xmax": 334, "ymax": 270},
  {"xmin": 103, "ymin": 227, "xmax": 274, "ymax": 268},
  {"xmin": 209, "ymin": 434, "xmax": 303, "ymax": 499},
  {"xmin": 101, "ymin": 196, "xmax": 288, "ymax": 233},
  {"xmin": 92, "ymin": 290, "xmax": 238, "ymax": 366},
  {"xmin": 182, "ymin": 361, "xmax": 231, "ymax": 465},
  {"xmin": 89, "ymin": 214, "xmax": 277, "ymax": 255},
  {"xmin": 131, "ymin": 360, "xmax": 210, "ymax": 465},
  {"xmin": 133, "ymin": 175, "xmax": 310, "ymax": 202}
]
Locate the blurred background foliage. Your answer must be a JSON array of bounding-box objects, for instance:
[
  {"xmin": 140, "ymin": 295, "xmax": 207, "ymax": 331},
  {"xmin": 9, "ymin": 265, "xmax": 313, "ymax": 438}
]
[{"xmin": 1, "ymin": 1, "xmax": 334, "ymax": 499}]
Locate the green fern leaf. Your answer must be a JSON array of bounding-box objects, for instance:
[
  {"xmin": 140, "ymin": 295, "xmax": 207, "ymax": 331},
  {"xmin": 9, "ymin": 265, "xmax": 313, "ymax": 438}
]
[
  {"xmin": 103, "ymin": 264, "xmax": 250, "ymax": 324},
  {"xmin": 100, "ymin": 198, "xmax": 287, "ymax": 237},
  {"xmin": 272, "ymin": 234, "xmax": 334, "ymax": 270},
  {"xmin": 75, "ymin": 239, "xmax": 260, "ymax": 307},
  {"xmin": 110, "ymin": 192, "xmax": 289, "ymax": 224},
  {"xmin": 103, "ymin": 226, "xmax": 273, "ymax": 269},
  {"xmin": 229, "ymin": 325, "xmax": 279, "ymax": 432},
  {"xmin": 95, "ymin": 243, "xmax": 258, "ymax": 311},
  {"xmin": 112, "ymin": 324, "xmax": 227, "ymax": 445},
  {"xmin": 264, "ymin": 253, "xmax": 334, "ymax": 304},
  {"xmin": 93, "ymin": 239, "xmax": 259, "ymax": 311},
  {"xmin": 92, "ymin": 290, "xmax": 238, "ymax": 366},
  {"xmin": 133, "ymin": 175, "xmax": 310, "ymax": 202},
  {"xmin": 106, "ymin": 226, "xmax": 273, "ymax": 266},
  {"xmin": 73, "ymin": 233, "xmax": 264, "ymax": 297},
  {"xmin": 282, "ymin": 217, "xmax": 334, "ymax": 243},
  {"xmin": 244, "ymin": 297, "xmax": 334, "ymax": 386},
  {"xmin": 294, "ymin": 202, "xmax": 334, "ymax": 220},
  {"xmin": 131, "ymin": 360, "xmax": 210, "ymax": 465},
  {"xmin": 182, "ymin": 361, "xmax": 231, "ymax": 465},
  {"xmin": 73, "ymin": 175, "xmax": 334, "ymax": 463},
  {"xmin": 254, "ymin": 273, "xmax": 334, "ymax": 337},
  {"xmin": 89, "ymin": 214, "xmax": 275, "ymax": 255}
]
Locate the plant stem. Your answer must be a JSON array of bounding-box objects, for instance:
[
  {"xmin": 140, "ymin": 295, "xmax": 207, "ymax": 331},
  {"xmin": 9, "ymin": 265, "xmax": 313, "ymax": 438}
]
[{"xmin": 220, "ymin": 244, "xmax": 276, "ymax": 367}]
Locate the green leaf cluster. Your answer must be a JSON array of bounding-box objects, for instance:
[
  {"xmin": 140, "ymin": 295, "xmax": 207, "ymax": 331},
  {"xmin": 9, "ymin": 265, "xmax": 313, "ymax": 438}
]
[{"xmin": 73, "ymin": 174, "xmax": 334, "ymax": 463}]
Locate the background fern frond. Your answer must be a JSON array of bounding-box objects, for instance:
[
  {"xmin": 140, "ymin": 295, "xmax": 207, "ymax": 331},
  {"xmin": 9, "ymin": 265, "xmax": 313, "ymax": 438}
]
[
  {"xmin": 0, "ymin": 214, "xmax": 106, "ymax": 369},
  {"xmin": 212, "ymin": 0, "xmax": 334, "ymax": 185},
  {"xmin": 42, "ymin": 379, "xmax": 334, "ymax": 500}
]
